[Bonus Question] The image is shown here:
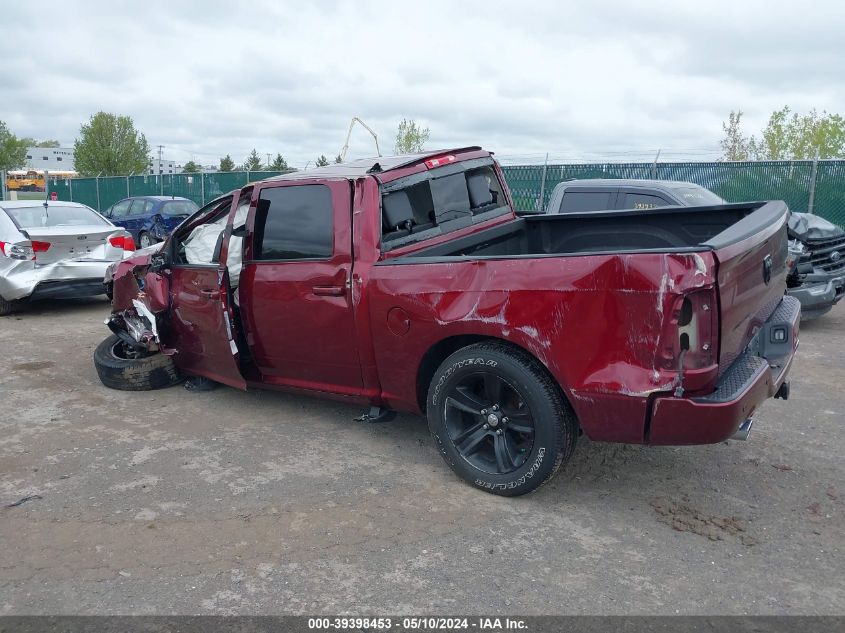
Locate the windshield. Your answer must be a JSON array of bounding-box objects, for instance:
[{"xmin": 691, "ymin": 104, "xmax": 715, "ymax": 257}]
[
  {"xmin": 674, "ymin": 187, "xmax": 725, "ymax": 206},
  {"xmin": 5, "ymin": 204, "xmax": 110, "ymax": 228}
]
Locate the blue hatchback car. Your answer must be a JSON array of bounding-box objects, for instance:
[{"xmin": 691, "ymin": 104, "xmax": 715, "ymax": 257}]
[{"xmin": 102, "ymin": 196, "xmax": 199, "ymax": 248}]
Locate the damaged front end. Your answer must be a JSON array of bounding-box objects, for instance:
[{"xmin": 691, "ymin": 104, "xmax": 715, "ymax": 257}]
[
  {"xmin": 105, "ymin": 244, "xmax": 172, "ymax": 355},
  {"xmin": 787, "ymin": 212, "xmax": 845, "ymax": 319}
]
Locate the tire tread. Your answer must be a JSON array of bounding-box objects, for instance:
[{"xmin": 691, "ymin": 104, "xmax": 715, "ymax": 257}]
[
  {"xmin": 93, "ymin": 334, "xmax": 182, "ymax": 391},
  {"xmin": 428, "ymin": 341, "xmax": 578, "ymax": 496}
]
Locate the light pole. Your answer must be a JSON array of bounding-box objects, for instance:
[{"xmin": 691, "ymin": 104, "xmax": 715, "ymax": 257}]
[{"xmin": 158, "ymin": 145, "xmax": 164, "ymax": 195}]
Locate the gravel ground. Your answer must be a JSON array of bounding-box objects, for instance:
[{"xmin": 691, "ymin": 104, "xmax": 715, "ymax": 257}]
[{"xmin": 0, "ymin": 298, "xmax": 842, "ymax": 615}]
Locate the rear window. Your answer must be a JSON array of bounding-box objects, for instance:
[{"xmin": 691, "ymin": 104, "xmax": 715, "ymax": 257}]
[
  {"xmin": 381, "ymin": 162, "xmax": 506, "ymax": 247},
  {"xmin": 4, "ymin": 204, "xmax": 109, "ymax": 228},
  {"xmin": 129, "ymin": 199, "xmax": 154, "ymax": 216},
  {"xmin": 559, "ymin": 191, "xmax": 613, "ymax": 213}
]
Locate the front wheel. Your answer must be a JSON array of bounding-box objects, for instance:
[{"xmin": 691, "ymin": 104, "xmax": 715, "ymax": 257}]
[
  {"xmin": 427, "ymin": 342, "xmax": 578, "ymax": 496},
  {"xmin": 94, "ymin": 334, "xmax": 182, "ymax": 390}
]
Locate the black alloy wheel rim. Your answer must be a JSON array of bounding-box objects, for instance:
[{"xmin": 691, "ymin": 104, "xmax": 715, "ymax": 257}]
[{"xmin": 443, "ymin": 371, "xmax": 536, "ymax": 475}]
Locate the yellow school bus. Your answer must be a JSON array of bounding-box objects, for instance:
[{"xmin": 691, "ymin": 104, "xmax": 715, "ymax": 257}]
[{"xmin": 6, "ymin": 169, "xmax": 78, "ymax": 192}]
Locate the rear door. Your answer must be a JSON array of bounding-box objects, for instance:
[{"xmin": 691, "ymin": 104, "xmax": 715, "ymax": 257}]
[
  {"xmin": 707, "ymin": 202, "xmax": 790, "ymax": 371},
  {"xmin": 238, "ymin": 179, "xmax": 363, "ymax": 395},
  {"xmin": 164, "ymin": 193, "xmax": 246, "ymax": 389}
]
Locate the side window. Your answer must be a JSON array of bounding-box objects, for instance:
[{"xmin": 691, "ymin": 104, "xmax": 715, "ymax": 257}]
[
  {"xmin": 110, "ymin": 200, "xmax": 132, "ymax": 219},
  {"xmin": 559, "ymin": 191, "xmax": 613, "ymax": 213},
  {"xmin": 129, "ymin": 200, "xmax": 152, "ymax": 216},
  {"xmin": 622, "ymin": 193, "xmax": 671, "ymax": 210},
  {"xmin": 253, "ymin": 185, "xmax": 333, "ymax": 260},
  {"xmin": 163, "ymin": 200, "xmax": 198, "ymax": 216}
]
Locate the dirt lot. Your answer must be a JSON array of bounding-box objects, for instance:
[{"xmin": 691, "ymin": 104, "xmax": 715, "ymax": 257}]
[{"xmin": 0, "ymin": 299, "xmax": 842, "ymax": 615}]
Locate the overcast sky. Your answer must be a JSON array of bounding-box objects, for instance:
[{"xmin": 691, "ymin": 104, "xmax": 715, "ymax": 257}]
[{"xmin": 1, "ymin": 0, "xmax": 843, "ymax": 167}]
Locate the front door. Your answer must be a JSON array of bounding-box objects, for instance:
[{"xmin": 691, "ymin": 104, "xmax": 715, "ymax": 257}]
[
  {"xmin": 164, "ymin": 193, "xmax": 246, "ymax": 389},
  {"xmin": 238, "ymin": 179, "xmax": 363, "ymax": 396}
]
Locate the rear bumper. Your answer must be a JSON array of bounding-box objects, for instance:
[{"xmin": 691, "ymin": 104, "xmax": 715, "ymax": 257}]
[
  {"xmin": 29, "ymin": 278, "xmax": 108, "ymax": 300},
  {"xmin": 648, "ymin": 295, "xmax": 800, "ymax": 445},
  {"xmin": 787, "ymin": 275, "xmax": 844, "ymax": 319},
  {"xmin": 0, "ymin": 259, "xmax": 113, "ymax": 301}
]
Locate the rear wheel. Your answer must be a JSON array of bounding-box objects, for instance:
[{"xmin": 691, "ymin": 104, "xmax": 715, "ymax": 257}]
[
  {"xmin": 138, "ymin": 232, "xmax": 156, "ymax": 248},
  {"xmin": 93, "ymin": 334, "xmax": 182, "ymax": 391},
  {"xmin": 426, "ymin": 342, "xmax": 578, "ymax": 496}
]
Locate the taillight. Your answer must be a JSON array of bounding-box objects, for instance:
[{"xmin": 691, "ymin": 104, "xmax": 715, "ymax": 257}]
[
  {"xmin": 424, "ymin": 155, "xmax": 456, "ymax": 169},
  {"xmin": 659, "ymin": 288, "xmax": 718, "ymax": 394},
  {"xmin": 109, "ymin": 235, "xmax": 136, "ymax": 251},
  {"xmin": 2, "ymin": 241, "xmax": 48, "ymax": 261}
]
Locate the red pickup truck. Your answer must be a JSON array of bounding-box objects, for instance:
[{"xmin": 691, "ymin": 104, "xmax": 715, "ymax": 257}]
[{"xmin": 96, "ymin": 147, "xmax": 799, "ymax": 495}]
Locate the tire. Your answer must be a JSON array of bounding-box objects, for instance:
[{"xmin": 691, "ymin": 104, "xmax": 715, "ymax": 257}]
[
  {"xmin": 427, "ymin": 342, "xmax": 578, "ymax": 496},
  {"xmin": 138, "ymin": 232, "xmax": 156, "ymax": 248},
  {"xmin": 93, "ymin": 334, "xmax": 183, "ymax": 391},
  {"xmin": 0, "ymin": 295, "xmax": 22, "ymax": 316}
]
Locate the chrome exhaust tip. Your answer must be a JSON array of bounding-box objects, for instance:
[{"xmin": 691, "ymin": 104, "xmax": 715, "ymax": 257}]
[{"xmin": 732, "ymin": 418, "xmax": 753, "ymax": 441}]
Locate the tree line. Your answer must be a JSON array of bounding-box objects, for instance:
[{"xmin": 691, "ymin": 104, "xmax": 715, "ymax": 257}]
[
  {"xmin": 1, "ymin": 113, "xmax": 432, "ymax": 177},
  {"xmin": 720, "ymin": 107, "xmax": 844, "ymax": 161}
]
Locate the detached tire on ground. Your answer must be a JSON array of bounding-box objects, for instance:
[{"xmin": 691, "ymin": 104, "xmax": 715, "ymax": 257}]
[
  {"xmin": 427, "ymin": 342, "xmax": 578, "ymax": 496},
  {"xmin": 94, "ymin": 334, "xmax": 183, "ymax": 391}
]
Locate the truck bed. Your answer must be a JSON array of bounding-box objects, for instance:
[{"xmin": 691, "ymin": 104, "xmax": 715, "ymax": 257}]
[{"xmin": 400, "ymin": 202, "xmax": 780, "ymax": 260}]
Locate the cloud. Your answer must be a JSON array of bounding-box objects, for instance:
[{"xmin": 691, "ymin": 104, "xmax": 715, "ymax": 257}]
[{"xmin": 1, "ymin": 0, "xmax": 842, "ymax": 167}]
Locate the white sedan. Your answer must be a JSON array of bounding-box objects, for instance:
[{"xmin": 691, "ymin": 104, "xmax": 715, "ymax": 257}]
[{"xmin": 0, "ymin": 200, "xmax": 135, "ymax": 315}]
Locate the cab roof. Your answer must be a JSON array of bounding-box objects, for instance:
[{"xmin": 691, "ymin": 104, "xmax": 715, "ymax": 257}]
[
  {"xmin": 554, "ymin": 179, "xmax": 708, "ymax": 190},
  {"xmin": 263, "ymin": 147, "xmax": 487, "ymax": 182}
]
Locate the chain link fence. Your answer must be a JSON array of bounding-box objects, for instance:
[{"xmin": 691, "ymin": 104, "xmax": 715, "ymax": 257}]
[
  {"xmin": 32, "ymin": 171, "xmax": 289, "ymax": 212},
  {"xmin": 501, "ymin": 159, "xmax": 845, "ymax": 227},
  {"xmin": 4, "ymin": 161, "xmax": 843, "ymax": 228}
]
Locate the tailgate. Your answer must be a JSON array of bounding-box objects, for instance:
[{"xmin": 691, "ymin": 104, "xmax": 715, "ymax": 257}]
[
  {"xmin": 22, "ymin": 225, "xmax": 120, "ymax": 264},
  {"xmin": 705, "ymin": 201, "xmax": 790, "ymax": 372}
]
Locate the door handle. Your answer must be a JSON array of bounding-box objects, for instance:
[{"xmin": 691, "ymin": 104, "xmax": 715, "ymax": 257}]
[
  {"xmin": 312, "ymin": 285, "xmax": 345, "ymax": 297},
  {"xmin": 200, "ymin": 289, "xmax": 220, "ymax": 298}
]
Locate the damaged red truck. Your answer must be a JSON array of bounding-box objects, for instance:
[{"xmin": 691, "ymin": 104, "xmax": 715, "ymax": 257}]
[{"xmin": 97, "ymin": 147, "xmax": 800, "ymax": 495}]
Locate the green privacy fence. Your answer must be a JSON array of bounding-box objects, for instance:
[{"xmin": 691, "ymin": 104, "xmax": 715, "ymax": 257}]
[
  {"xmin": 44, "ymin": 171, "xmax": 288, "ymax": 213},
  {"xmin": 22, "ymin": 161, "xmax": 845, "ymax": 229},
  {"xmin": 502, "ymin": 160, "xmax": 845, "ymax": 228}
]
